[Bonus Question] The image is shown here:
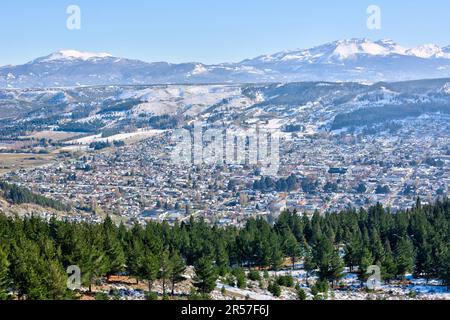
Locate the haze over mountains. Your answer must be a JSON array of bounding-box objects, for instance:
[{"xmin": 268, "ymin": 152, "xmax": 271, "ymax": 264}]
[{"xmin": 2, "ymin": 38, "xmax": 450, "ymax": 88}]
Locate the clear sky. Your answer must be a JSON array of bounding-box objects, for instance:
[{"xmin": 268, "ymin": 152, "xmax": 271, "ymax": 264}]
[{"xmin": 1, "ymin": 0, "xmax": 449, "ymax": 66}]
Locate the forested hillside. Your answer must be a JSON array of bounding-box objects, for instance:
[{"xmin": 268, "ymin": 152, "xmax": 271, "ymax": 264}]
[
  {"xmin": 0, "ymin": 199, "xmax": 448, "ymax": 300},
  {"xmin": 0, "ymin": 181, "xmax": 70, "ymax": 212}
]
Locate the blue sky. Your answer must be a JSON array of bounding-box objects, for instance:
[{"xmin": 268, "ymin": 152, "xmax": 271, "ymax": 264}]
[{"xmin": 1, "ymin": 0, "xmax": 449, "ymax": 65}]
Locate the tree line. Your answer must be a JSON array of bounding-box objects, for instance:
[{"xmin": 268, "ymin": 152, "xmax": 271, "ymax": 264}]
[
  {"xmin": 0, "ymin": 181, "xmax": 70, "ymax": 212},
  {"xmin": 0, "ymin": 198, "xmax": 448, "ymax": 300}
]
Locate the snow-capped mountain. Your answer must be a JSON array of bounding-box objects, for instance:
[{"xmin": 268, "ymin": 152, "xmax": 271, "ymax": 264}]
[
  {"xmin": 36, "ymin": 50, "xmax": 114, "ymax": 62},
  {"xmin": 247, "ymin": 39, "xmax": 409, "ymax": 63},
  {"xmin": 2, "ymin": 39, "xmax": 450, "ymax": 88},
  {"xmin": 405, "ymin": 44, "xmax": 450, "ymax": 59}
]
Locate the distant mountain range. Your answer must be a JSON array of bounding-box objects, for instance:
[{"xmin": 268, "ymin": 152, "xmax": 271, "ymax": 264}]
[{"xmin": 2, "ymin": 39, "xmax": 450, "ymax": 88}]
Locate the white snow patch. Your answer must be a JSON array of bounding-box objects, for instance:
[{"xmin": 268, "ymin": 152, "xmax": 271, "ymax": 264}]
[
  {"xmin": 42, "ymin": 50, "xmax": 113, "ymax": 62},
  {"xmin": 69, "ymin": 129, "xmax": 164, "ymax": 145}
]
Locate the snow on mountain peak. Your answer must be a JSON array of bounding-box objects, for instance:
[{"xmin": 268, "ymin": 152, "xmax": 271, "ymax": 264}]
[
  {"xmin": 333, "ymin": 40, "xmax": 450, "ymax": 59},
  {"xmin": 406, "ymin": 44, "xmax": 450, "ymax": 59},
  {"xmin": 255, "ymin": 39, "xmax": 413, "ymax": 64},
  {"xmin": 375, "ymin": 39, "xmax": 407, "ymax": 55},
  {"xmin": 191, "ymin": 64, "xmax": 208, "ymax": 75},
  {"xmin": 331, "ymin": 38, "xmax": 406, "ymax": 59},
  {"xmin": 41, "ymin": 50, "xmax": 113, "ymax": 62}
]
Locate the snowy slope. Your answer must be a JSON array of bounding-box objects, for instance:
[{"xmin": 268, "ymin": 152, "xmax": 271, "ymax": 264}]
[{"xmin": 2, "ymin": 39, "xmax": 450, "ymax": 87}]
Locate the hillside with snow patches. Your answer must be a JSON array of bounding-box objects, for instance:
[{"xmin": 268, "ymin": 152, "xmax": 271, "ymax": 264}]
[
  {"xmin": 1, "ymin": 79, "xmax": 450, "ymax": 139},
  {"xmin": 2, "ymin": 39, "xmax": 450, "ymax": 88}
]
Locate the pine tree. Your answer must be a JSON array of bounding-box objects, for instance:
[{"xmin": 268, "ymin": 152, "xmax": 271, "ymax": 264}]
[
  {"xmin": 415, "ymin": 240, "xmax": 434, "ymax": 281},
  {"xmin": 313, "ymin": 237, "xmax": 333, "ymax": 281},
  {"xmin": 297, "ymin": 287, "xmax": 307, "ymax": 300},
  {"xmin": 142, "ymin": 252, "xmax": 159, "ymax": 293},
  {"xmin": 328, "ymin": 249, "xmax": 344, "ymax": 287},
  {"xmin": 432, "ymin": 239, "xmax": 450, "ymax": 288},
  {"xmin": 344, "ymin": 235, "xmax": 361, "ymax": 272},
  {"xmin": 395, "ymin": 237, "xmax": 415, "ymax": 280},
  {"xmin": 159, "ymin": 249, "xmax": 172, "ymax": 297},
  {"xmin": 9, "ymin": 237, "xmax": 41, "ymax": 299},
  {"xmin": 216, "ymin": 244, "xmax": 230, "ymax": 276},
  {"xmin": 314, "ymin": 237, "xmax": 343, "ymax": 286},
  {"xmin": 43, "ymin": 259, "xmax": 68, "ymax": 300},
  {"xmin": 283, "ymin": 232, "xmax": 300, "ymax": 270},
  {"xmin": 0, "ymin": 247, "xmax": 10, "ymax": 300},
  {"xmin": 443, "ymin": 246, "xmax": 450, "ymax": 289},
  {"xmin": 103, "ymin": 224, "xmax": 126, "ymax": 281},
  {"xmin": 268, "ymin": 281, "xmax": 281, "ymax": 297},
  {"xmin": 193, "ymin": 257, "xmax": 217, "ymax": 295},
  {"xmin": 170, "ymin": 251, "xmax": 186, "ymax": 297},
  {"xmin": 358, "ymin": 248, "xmax": 374, "ymax": 283},
  {"xmin": 269, "ymin": 233, "xmax": 283, "ymax": 270},
  {"xmin": 303, "ymin": 246, "xmax": 316, "ymax": 285},
  {"xmin": 381, "ymin": 240, "xmax": 396, "ymax": 282},
  {"xmin": 232, "ymin": 267, "xmax": 246, "ymax": 289},
  {"xmin": 127, "ymin": 238, "xmax": 145, "ymax": 284},
  {"xmin": 370, "ymin": 230, "xmax": 384, "ymax": 264},
  {"xmin": 80, "ymin": 233, "xmax": 107, "ymax": 292}
]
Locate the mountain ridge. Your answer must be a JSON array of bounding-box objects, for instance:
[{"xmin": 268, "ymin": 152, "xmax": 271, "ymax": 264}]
[{"xmin": 2, "ymin": 38, "xmax": 450, "ymax": 88}]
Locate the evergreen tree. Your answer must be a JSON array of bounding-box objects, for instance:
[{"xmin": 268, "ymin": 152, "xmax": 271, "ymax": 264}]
[
  {"xmin": 43, "ymin": 259, "xmax": 68, "ymax": 300},
  {"xmin": 232, "ymin": 267, "xmax": 246, "ymax": 289},
  {"xmin": 142, "ymin": 252, "xmax": 159, "ymax": 293},
  {"xmin": 344, "ymin": 235, "xmax": 361, "ymax": 272},
  {"xmin": 443, "ymin": 246, "xmax": 450, "ymax": 289},
  {"xmin": 127, "ymin": 237, "xmax": 145, "ymax": 284},
  {"xmin": 313, "ymin": 237, "xmax": 343, "ymax": 286},
  {"xmin": 328, "ymin": 249, "xmax": 345, "ymax": 287},
  {"xmin": 380, "ymin": 241, "xmax": 396, "ymax": 282},
  {"xmin": 169, "ymin": 251, "xmax": 186, "ymax": 297},
  {"xmin": 283, "ymin": 232, "xmax": 301, "ymax": 270},
  {"xmin": 78, "ymin": 230, "xmax": 107, "ymax": 293},
  {"xmin": 297, "ymin": 287, "xmax": 307, "ymax": 300},
  {"xmin": 9, "ymin": 237, "xmax": 44, "ymax": 299},
  {"xmin": 215, "ymin": 244, "xmax": 230, "ymax": 276},
  {"xmin": 0, "ymin": 247, "xmax": 10, "ymax": 300},
  {"xmin": 395, "ymin": 237, "xmax": 415, "ymax": 280},
  {"xmin": 103, "ymin": 218, "xmax": 126, "ymax": 280},
  {"xmin": 268, "ymin": 281, "xmax": 281, "ymax": 297},
  {"xmin": 358, "ymin": 248, "xmax": 374, "ymax": 283},
  {"xmin": 415, "ymin": 240, "xmax": 434, "ymax": 281},
  {"xmin": 193, "ymin": 257, "xmax": 217, "ymax": 295},
  {"xmin": 303, "ymin": 246, "xmax": 316, "ymax": 285},
  {"xmin": 269, "ymin": 233, "xmax": 283, "ymax": 270},
  {"xmin": 159, "ymin": 249, "xmax": 172, "ymax": 297},
  {"xmin": 370, "ymin": 230, "xmax": 385, "ymax": 264}
]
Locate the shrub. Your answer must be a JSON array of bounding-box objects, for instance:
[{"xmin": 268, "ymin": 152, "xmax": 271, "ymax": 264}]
[
  {"xmin": 248, "ymin": 270, "xmax": 261, "ymax": 281},
  {"xmin": 95, "ymin": 292, "xmax": 109, "ymax": 300},
  {"xmin": 146, "ymin": 292, "xmax": 158, "ymax": 300},
  {"xmin": 232, "ymin": 268, "xmax": 246, "ymax": 289},
  {"xmin": 311, "ymin": 280, "xmax": 329, "ymax": 297},
  {"xmin": 268, "ymin": 282, "xmax": 281, "ymax": 297},
  {"xmin": 221, "ymin": 286, "xmax": 226, "ymax": 295},
  {"xmin": 277, "ymin": 275, "xmax": 294, "ymax": 287},
  {"xmin": 297, "ymin": 288, "xmax": 307, "ymax": 300},
  {"xmin": 225, "ymin": 274, "xmax": 236, "ymax": 287}
]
